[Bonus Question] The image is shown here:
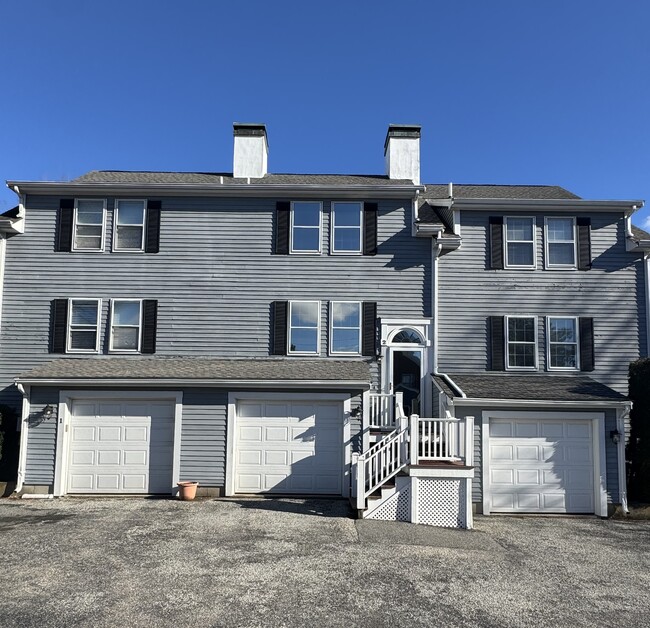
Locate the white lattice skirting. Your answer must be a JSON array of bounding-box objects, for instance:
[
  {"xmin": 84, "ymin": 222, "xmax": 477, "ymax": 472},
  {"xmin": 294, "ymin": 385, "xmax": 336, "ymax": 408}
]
[
  {"xmin": 416, "ymin": 478, "xmax": 466, "ymax": 528},
  {"xmin": 366, "ymin": 485, "xmax": 411, "ymax": 521}
]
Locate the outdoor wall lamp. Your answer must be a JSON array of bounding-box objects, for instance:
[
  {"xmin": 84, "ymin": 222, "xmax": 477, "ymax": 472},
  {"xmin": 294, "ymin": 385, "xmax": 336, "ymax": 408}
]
[
  {"xmin": 43, "ymin": 404, "xmax": 54, "ymax": 419},
  {"xmin": 350, "ymin": 407, "xmax": 362, "ymax": 418},
  {"xmin": 610, "ymin": 429, "xmax": 621, "ymax": 444}
]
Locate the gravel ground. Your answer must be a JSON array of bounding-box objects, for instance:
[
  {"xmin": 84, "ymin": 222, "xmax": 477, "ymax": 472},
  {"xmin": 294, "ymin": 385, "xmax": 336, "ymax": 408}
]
[{"xmin": 0, "ymin": 497, "xmax": 648, "ymax": 628}]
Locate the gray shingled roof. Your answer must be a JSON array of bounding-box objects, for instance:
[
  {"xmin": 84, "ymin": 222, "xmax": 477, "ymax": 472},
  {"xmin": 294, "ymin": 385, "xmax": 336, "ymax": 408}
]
[
  {"xmin": 631, "ymin": 225, "xmax": 650, "ymax": 240},
  {"xmin": 17, "ymin": 357, "xmax": 371, "ymax": 383},
  {"xmin": 71, "ymin": 171, "xmax": 413, "ymax": 186},
  {"xmin": 433, "ymin": 374, "xmax": 625, "ymax": 402},
  {"xmin": 422, "ymin": 184, "xmax": 581, "ymax": 200}
]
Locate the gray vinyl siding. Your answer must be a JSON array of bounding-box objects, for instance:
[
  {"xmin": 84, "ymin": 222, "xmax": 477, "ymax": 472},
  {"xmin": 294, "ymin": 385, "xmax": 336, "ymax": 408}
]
[
  {"xmin": 456, "ymin": 405, "xmax": 621, "ymax": 507},
  {"xmin": 0, "ymin": 195, "xmax": 428, "ymax": 408},
  {"xmin": 179, "ymin": 389, "xmax": 228, "ymax": 486},
  {"xmin": 24, "ymin": 387, "xmax": 60, "ymax": 485},
  {"xmin": 438, "ymin": 211, "xmax": 645, "ymax": 394},
  {"xmin": 23, "ymin": 386, "xmax": 363, "ymax": 490}
]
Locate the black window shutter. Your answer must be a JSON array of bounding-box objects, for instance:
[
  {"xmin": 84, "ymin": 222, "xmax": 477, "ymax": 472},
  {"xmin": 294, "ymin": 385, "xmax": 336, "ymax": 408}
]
[
  {"xmin": 50, "ymin": 299, "xmax": 68, "ymax": 353},
  {"xmin": 489, "ymin": 217, "xmax": 504, "ymax": 270},
  {"xmin": 145, "ymin": 200, "xmax": 161, "ymax": 253},
  {"xmin": 579, "ymin": 317, "xmax": 594, "ymax": 371},
  {"xmin": 56, "ymin": 199, "xmax": 74, "ymax": 252},
  {"xmin": 362, "ymin": 302, "xmax": 377, "ymax": 356},
  {"xmin": 363, "ymin": 202, "xmax": 378, "ymax": 256},
  {"xmin": 489, "ymin": 316, "xmax": 505, "ymax": 370},
  {"xmin": 577, "ymin": 217, "xmax": 592, "ymax": 271},
  {"xmin": 275, "ymin": 202, "xmax": 290, "ymax": 255},
  {"xmin": 272, "ymin": 301, "xmax": 288, "ymax": 355},
  {"xmin": 141, "ymin": 300, "xmax": 158, "ymax": 354}
]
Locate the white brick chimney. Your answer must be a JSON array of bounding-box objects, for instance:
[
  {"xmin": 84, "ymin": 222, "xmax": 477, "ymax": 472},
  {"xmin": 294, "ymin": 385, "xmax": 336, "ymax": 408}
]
[
  {"xmin": 384, "ymin": 124, "xmax": 421, "ymax": 184},
  {"xmin": 233, "ymin": 123, "xmax": 268, "ymax": 179}
]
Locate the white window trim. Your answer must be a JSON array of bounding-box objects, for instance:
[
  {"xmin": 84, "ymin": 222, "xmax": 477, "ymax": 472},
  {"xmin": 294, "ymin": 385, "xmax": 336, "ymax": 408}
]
[
  {"xmin": 329, "ymin": 301, "xmax": 362, "ymax": 356},
  {"xmin": 113, "ymin": 199, "xmax": 146, "ymax": 253},
  {"xmin": 544, "ymin": 216, "xmax": 577, "ymax": 270},
  {"xmin": 330, "ymin": 202, "xmax": 363, "ymax": 255},
  {"xmin": 288, "ymin": 300, "xmax": 321, "ymax": 355},
  {"xmin": 505, "ymin": 315, "xmax": 539, "ymax": 371},
  {"xmin": 290, "ymin": 201, "xmax": 322, "ymax": 255},
  {"xmin": 66, "ymin": 298, "xmax": 101, "ymax": 354},
  {"xmin": 72, "ymin": 199, "xmax": 107, "ymax": 252},
  {"xmin": 504, "ymin": 216, "xmax": 537, "ymax": 270},
  {"xmin": 109, "ymin": 299, "xmax": 143, "ymax": 353},
  {"xmin": 546, "ymin": 316, "xmax": 580, "ymax": 372}
]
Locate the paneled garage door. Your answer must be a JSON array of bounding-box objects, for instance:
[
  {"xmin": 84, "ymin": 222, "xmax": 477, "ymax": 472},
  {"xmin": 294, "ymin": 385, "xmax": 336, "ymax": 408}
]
[
  {"xmin": 68, "ymin": 399, "xmax": 175, "ymax": 494},
  {"xmin": 488, "ymin": 418, "xmax": 595, "ymax": 513},
  {"xmin": 235, "ymin": 400, "xmax": 343, "ymax": 494}
]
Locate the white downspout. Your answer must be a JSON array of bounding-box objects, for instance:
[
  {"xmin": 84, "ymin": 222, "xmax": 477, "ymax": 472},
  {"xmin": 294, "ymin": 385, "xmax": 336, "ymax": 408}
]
[
  {"xmin": 14, "ymin": 382, "xmax": 30, "ymax": 493},
  {"xmin": 617, "ymin": 404, "xmax": 630, "ymax": 514}
]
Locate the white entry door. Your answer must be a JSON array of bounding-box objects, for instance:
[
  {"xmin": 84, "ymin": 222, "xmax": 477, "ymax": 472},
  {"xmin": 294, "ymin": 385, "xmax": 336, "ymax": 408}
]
[
  {"xmin": 488, "ymin": 418, "xmax": 595, "ymax": 513},
  {"xmin": 67, "ymin": 399, "xmax": 175, "ymax": 494},
  {"xmin": 234, "ymin": 399, "xmax": 343, "ymax": 494}
]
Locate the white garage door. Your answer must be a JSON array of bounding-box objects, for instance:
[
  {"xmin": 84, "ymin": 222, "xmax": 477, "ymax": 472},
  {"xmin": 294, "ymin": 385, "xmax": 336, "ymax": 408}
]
[
  {"xmin": 488, "ymin": 418, "xmax": 595, "ymax": 513},
  {"xmin": 68, "ymin": 399, "xmax": 175, "ymax": 494},
  {"xmin": 235, "ymin": 400, "xmax": 343, "ymax": 495}
]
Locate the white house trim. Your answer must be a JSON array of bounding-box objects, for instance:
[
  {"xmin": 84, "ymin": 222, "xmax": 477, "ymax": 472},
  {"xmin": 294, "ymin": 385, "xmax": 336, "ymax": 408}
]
[
  {"xmin": 453, "ymin": 398, "xmax": 628, "ymax": 409},
  {"xmin": 53, "ymin": 390, "xmax": 183, "ymax": 497},
  {"xmin": 225, "ymin": 391, "xmax": 352, "ymax": 499},
  {"xmin": 481, "ymin": 410, "xmax": 607, "ymax": 517},
  {"xmin": 15, "ymin": 383, "xmax": 30, "ymax": 493},
  {"xmin": 616, "ymin": 406, "xmax": 629, "ymax": 513}
]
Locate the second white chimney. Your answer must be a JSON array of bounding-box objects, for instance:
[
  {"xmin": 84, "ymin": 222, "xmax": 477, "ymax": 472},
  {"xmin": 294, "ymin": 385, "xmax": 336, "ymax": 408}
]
[
  {"xmin": 233, "ymin": 123, "xmax": 268, "ymax": 179},
  {"xmin": 384, "ymin": 124, "xmax": 421, "ymax": 184}
]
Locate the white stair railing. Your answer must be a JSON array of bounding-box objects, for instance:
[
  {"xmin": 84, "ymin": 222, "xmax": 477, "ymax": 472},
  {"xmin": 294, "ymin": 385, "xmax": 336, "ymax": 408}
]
[
  {"xmin": 409, "ymin": 415, "xmax": 464, "ymax": 463},
  {"xmin": 355, "ymin": 416, "xmax": 409, "ymax": 509}
]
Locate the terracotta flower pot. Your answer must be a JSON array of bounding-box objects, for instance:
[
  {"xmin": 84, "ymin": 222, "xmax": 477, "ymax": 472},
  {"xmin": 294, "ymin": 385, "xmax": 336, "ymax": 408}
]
[{"xmin": 177, "ymin": 481, "xmax": 199, "ymax": 501}]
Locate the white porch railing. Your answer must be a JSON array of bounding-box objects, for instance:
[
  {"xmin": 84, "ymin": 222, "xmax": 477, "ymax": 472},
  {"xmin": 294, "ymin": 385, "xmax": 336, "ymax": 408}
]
[
  {"xmin": 368, "ymin": 392, "xmax": 404, "ymax": 429},
  {"xmin": 354, "ymin": 414, "xmax": 475, "ymax": 510},
  {"xmin": 409, "ymin": 414, "xmax": 475, "ymax": 466}
]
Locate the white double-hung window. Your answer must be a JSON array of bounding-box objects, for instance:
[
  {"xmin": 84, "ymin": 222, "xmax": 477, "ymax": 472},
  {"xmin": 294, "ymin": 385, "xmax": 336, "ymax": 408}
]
[
  {"xmin": 330, "ymin": 301, "xmax": 361, "ymax": 354},
  {"xmin": 332, "ymin": 202, "xmax": 362, "ymax": 253},
  {"xmin": 547, "ymin": 317, "xmax": 579, "ymax": 370},
  {"xmin": 288, "ymin": 301, "xmax": 320, "ymax": 354},
  {"xmin": 114, "ymin": 200, "xmax": 146, "ymax": 251},
  {"xmin": 506, "ymin": 316, "xmax": 538, "ymax": 369},
  {"xmin": 545, "ymin": 217, "xmax": 576, "ymax": 268},
  {"xmin": 73, "ymin": 199, "xmax": 106, "ymax": 251},
  {"xmin": 110, "ymin": 300, "xmax": 142, "ymax": 352},
  {"xmin": 68, "ymin": 299, "xmax": 101, "ymax": 352},
  {"xmin": 504, "ymin": 217, "xmax": 536, "ymax": 268},
  {"xmin": 290, "ymin": 202, "xmax": 322, "ymax": 253}
]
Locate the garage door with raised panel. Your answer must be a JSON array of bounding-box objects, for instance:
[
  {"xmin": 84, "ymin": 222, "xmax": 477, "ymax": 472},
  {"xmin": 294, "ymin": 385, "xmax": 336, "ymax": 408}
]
[
  {"xmin": 235, "ymin": 400, "xmax": 343, "ymax": 495},
  {"xmin": 488, "ymin": 418, "xmax": 595, "ymax": 513},
  {"xmin": 68, "ymin": 399, "xmax": 175, "ymax": 494}
]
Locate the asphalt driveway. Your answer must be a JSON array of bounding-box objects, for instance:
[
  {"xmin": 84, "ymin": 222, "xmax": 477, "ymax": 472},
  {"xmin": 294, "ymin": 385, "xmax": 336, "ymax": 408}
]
[{"xmin": 0, "ymin": 498, "xmax": 648, "ymax": 628}]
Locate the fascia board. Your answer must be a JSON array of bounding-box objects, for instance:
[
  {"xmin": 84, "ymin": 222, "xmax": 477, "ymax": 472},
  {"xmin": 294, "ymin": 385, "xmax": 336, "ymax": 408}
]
[
  {"xmin": 7, "ymin": 181, "xmax": 423, "ymax": 199},
  {"xmin": 450, "ymin": 198, "xmax": 644, "ymax": 212},
  {"xmin": 452, "ymin": 397, "xmax": 628, "ymax": 408},
  {"xmin": 14, "ymin": 377, "xmax": 371, "ymax": 389}
]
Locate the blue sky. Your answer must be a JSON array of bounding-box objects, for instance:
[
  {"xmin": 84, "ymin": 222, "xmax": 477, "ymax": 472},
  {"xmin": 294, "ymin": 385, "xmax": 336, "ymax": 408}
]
[{"xmin": 2, "ymin": 1, "xmax": 649, "ymax": 226}]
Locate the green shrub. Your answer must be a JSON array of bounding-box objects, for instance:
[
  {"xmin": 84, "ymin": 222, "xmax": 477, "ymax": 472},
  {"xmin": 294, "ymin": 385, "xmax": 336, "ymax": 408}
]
[{"xmin": 628, "ymin": 359, "xmax": 650, "ymax": 502}]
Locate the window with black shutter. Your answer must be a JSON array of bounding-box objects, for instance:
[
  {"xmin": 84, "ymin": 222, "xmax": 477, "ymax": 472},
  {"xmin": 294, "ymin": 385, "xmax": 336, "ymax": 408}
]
[
  {"xmin": 271, "ymin": 301, "xmax": 288, "ymax": 354},
  {"xmin": 141, "ymin": 300, "xmax": 158, "ymax": 354},
  {"xmin": 362, "ymin": 302, "xmax": 377, "ymax": 357},
  {"xmin": 363, "ymin": 202, "xmax": 378, "ymax": 256}
]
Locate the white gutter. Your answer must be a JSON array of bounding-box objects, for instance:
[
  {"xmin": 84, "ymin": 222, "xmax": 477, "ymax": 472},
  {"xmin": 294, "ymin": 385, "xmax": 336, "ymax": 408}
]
[
  {"xmin": 14, "ymin": 377, "xmax": 371, "ymax": 389},
  {"xmin": 8, "ymin": 181, "xmax": 424, "ymax": 200},
  {"xmin": 15, "ymin": 383, "xmax": 30, "ymax": 493},
  {"xmin": 450, "ymin": 198, "xmax": 644, "ymax": 212},
  {"xmin": 453, "ymin": 397, "xmax": 629, "ymax": 408}
]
